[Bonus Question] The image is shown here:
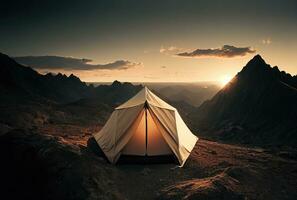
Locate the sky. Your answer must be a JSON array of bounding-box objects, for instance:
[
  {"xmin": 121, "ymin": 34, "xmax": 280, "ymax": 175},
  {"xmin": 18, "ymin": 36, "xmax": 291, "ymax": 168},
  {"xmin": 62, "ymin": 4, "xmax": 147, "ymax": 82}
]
[{"xmin": 1, "ymin": 0, "xmax": 297, "ymax": 83}]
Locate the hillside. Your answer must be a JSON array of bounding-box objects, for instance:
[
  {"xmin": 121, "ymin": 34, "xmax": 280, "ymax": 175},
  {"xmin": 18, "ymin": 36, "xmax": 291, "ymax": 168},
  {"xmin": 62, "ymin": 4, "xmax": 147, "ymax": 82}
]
[
  {"xmin": 190, "ymin": 55, "xmax": 297, "ymax": 146},
  {"xmin": 0, "ymin": 52, "xmax": 142, "ymax": 130}
]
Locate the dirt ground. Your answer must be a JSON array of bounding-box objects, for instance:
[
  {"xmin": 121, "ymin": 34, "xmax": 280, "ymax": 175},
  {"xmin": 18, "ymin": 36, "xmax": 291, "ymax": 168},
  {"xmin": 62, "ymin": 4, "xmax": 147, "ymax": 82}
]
[
  {"xmin": 40, "ymin": 124, "xmax": 297, "ymax": 199},
  {"xmin": 114, "ymin": 140, "xmax": 297, "ymax": 200},
  {"xmin": 1, "ymin": 124, "xmax": 297, "ymax": 200}
]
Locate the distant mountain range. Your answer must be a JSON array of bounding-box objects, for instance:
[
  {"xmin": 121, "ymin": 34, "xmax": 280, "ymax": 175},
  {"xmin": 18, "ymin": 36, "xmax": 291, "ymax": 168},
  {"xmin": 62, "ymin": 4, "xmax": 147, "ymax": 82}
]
[
  {"xmin": 0, "ymin": 52, "xmax": 142, "ymax": 129},
  {"xmin": 0, "ymin": 52, "xmax": 142, "ymax": 104},
  {"xmin": 149, "ymin": 83, "xmax": 220, "ymax": 107},
  {"xmin": 190, "ymin": 55, "xmax": 297, "ymax": 146}
]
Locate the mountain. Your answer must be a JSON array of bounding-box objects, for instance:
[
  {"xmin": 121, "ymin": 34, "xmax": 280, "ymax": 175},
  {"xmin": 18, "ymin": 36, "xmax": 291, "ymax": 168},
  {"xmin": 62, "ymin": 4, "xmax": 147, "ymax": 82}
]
[
  {"xmin": 190, "ymin": 55, "xmax": 297, "ymax": 146},
  {"xmin": 92, "ymin": 80, "xmax": 143, "ymax": 106},
  {"xmin": 0, "ymin": 52, "xmax": 91, "ymax": 103},
  {"xmin": 0, "ymin": 52, "xmax": 143, "ymax": 105},
  {"xmin": 0, "ymin": 52, "xmax": 142, "ymax": 130},
  {"xmin": 145, "ymin": 83, "xmax": 220, "ymax": 107}
]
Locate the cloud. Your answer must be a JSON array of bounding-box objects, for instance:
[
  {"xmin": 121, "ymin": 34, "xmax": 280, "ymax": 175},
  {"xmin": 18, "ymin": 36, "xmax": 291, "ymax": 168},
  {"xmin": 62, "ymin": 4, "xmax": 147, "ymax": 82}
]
[
  {"xmin": 13, "ymin": 55, "xmax": 142, "ymax": 71},
  {"xmin": 177, "ymin": 45, "xmax": 256, "ymax": 58},
  {"xmin": 261, "ymin": 38, "xmax": 272, "ymax": 45},
  {"xmin": 160, "ymin": 46, "xmax": 185, "ymax": 55}
]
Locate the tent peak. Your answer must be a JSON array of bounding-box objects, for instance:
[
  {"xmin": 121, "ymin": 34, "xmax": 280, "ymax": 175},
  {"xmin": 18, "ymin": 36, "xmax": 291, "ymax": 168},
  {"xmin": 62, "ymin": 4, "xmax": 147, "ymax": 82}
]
[
  {"xmin": 138, "ymin": 86, "xmax": 151, "ymax": 98},
  {"xmin": 116, "ymin": 86, "xmax": 175, "ymax": 110},
  {"xmin": 143, "ymin": 85, "xmax": 149, "ymax": 91}
]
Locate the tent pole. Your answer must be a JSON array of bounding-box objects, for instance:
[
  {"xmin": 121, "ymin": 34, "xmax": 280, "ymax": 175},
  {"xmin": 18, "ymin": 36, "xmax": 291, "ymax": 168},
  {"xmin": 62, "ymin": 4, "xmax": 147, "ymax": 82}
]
[{"xmin": 145, "ymin": 102, "xmax": 148, "ymax": 156}]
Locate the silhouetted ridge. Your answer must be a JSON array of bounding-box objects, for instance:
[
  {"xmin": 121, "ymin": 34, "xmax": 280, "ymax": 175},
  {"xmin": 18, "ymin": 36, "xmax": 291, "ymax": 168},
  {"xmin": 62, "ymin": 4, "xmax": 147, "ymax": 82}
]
[
  {"xmin": 0, "ymin": 52, "xmax": 142, "ymax": 104},
  {"xmin": 248, "ymin": 54, "xmax": 266, "ymax": 65},
  {"xmin": 237, "ymin": 55, "xmax": 271, "ymax": 81},
  {"xmin": 191, "ymin": 55, "xmax": 297, "ymax": 146},
  {"xmin": 0, "ymin": 52, "xmax": 16, "ymax": 66},
  {"xmin": 69, "ymin": 73, "xmax": 80, "ymax": 81},
  {"xmin": 0, "ymin": 52, "xmax": 143, "ymax": 129},
  {"xmin": 111, "ymin": 80, "xmax": 121, "ymax": 87}
]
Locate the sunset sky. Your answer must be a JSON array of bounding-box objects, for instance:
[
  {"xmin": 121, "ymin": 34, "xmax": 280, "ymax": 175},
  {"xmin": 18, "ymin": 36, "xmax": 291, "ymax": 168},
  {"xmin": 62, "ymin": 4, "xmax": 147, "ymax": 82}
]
[{"xmin": 1, "ymin": 0, "xmax": 296, "ymax": 82}]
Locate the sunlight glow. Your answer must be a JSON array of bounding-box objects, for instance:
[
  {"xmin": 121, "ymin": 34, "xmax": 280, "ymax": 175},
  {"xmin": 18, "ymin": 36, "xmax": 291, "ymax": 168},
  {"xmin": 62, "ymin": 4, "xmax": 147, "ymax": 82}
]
[{"xmin": 219, "ymin": 75, "xmax": 233, "ymax": 86}]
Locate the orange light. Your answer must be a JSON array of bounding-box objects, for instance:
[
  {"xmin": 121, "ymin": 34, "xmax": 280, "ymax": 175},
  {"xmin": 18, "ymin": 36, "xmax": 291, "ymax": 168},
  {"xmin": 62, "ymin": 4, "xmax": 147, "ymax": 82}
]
[{"xmin": 219, "ymin": 75, "xmax": 233, "ymax": 87}]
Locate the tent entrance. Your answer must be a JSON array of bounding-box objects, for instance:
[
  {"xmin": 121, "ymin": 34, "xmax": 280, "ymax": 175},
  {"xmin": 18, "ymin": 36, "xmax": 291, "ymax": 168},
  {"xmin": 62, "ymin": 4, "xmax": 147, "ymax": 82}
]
[{"xmin": 121, "ymin": 104, "xmax": 173, "ymax": 156}]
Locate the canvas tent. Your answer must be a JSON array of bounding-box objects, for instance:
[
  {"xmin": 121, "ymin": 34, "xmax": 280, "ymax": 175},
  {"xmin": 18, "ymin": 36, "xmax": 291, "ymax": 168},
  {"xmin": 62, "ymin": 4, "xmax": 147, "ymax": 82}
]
[{"xmin": 94, "ymin": 87, "xmax": 198, "ymax": 166}]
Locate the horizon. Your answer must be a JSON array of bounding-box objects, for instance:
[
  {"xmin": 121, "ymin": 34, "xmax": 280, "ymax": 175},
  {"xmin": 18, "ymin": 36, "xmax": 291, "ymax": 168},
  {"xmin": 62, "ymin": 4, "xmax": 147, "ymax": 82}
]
[
  {"xmin": 4, "ymin": 51, "xmax": 296, "ymax": 88},
  {"xmin": 14, "ymin": 53, "xmax": 295, "ymax": 87}
]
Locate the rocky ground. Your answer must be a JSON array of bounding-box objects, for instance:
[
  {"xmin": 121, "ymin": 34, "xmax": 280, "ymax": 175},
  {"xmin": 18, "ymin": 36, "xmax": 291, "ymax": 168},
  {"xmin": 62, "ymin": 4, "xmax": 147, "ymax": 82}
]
[{"xmin": 1, "ymin": 124, "xmax": 296, "ymax": 200}]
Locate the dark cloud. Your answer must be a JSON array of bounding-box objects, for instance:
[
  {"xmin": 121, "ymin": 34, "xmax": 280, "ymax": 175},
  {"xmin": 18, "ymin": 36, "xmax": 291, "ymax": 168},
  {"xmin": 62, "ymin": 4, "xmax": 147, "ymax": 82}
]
[
  {"xmin": 177, "ymin": 45, "xmax": 256, "ymax": 58},
  {"xmin": 13, "ymin": 56, "xmax": 141, "ymax": 70}
]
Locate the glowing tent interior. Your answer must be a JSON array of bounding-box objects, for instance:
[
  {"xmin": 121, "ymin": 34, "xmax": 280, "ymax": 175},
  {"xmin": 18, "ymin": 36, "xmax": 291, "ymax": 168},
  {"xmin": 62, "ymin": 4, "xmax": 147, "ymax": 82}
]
[{"xmin": 94, "ymin": 87, "xmax": 198, "ymax": 166}]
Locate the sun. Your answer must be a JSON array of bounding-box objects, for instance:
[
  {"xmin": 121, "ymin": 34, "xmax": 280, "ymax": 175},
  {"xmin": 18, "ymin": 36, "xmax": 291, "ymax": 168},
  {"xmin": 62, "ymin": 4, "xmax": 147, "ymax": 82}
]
[{"xmin": 219, "ymin": 75, "xmax": 233, "ymax": 87}]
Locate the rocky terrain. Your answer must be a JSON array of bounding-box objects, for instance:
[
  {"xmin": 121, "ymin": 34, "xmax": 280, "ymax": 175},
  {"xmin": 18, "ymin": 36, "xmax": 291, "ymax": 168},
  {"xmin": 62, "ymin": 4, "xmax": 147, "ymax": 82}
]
[{"xmin": 1, "ymin": 128, "xmax": 297, "ymax": 200}]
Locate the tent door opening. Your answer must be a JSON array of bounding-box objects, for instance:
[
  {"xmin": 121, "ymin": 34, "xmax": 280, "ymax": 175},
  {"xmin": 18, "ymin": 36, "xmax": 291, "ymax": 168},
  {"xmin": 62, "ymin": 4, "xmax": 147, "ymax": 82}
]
[{"xmin": 121, "ymin": 103, "xmax": 172, "ymax": 156}]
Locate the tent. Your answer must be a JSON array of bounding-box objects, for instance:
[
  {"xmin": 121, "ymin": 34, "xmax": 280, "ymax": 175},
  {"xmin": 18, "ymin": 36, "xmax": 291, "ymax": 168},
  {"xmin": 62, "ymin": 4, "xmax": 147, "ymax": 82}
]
[{"xmin": 94, "ymin": 87, "xmax": 198, "ymax": 166}]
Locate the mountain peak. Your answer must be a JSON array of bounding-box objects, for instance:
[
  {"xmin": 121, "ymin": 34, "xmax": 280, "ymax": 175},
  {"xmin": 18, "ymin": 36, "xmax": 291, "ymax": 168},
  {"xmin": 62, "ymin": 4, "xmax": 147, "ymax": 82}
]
[
  {"xmin": 247, "ymin": 54, "xmax": 266, "ymax": 65},
  {"xmin": 111, "ymin": 80, "xmax": 122, "ymax": 87},
  {"xmin": 239, "ymin": 54, "xmax": 270, "ymax": 78},
  {"xmin": 69, "ymin": 73, "xmax": 79, "ymax": 79}
]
